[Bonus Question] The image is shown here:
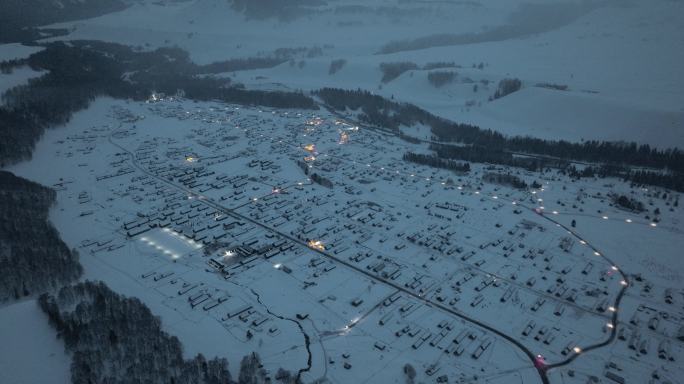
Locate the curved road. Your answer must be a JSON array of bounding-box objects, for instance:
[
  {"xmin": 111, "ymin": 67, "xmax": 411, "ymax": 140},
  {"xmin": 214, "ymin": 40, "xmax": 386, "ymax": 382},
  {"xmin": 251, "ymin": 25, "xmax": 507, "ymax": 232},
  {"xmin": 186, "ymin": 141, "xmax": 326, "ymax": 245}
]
[{"xmin": 321, "ymin": 107, "xmax": 632, "ymax": 374}]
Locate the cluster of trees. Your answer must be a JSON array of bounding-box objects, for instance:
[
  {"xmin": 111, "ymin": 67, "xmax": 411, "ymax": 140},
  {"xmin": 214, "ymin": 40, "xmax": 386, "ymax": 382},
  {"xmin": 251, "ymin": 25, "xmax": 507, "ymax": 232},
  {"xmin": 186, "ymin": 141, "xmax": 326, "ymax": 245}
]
[
  {"xmin": 567, "ymin": 165, "xmax": 684, "ymax": 192},
  {"xmin": 296, "ymin": 159, "xmax": 333, "ymax": 188},
  {"xmin": 39, "ymin": 281, "xmax": 293, "ymax": 384},
  {"xmin": 0, "ymin": 40, "xmax": 316, "ymax": 165},
  {"xmin": 0, "ymin": 171, "xmax": 82, "ymax": 302},
  {"xmin": 482, "ymin": 172, "xmax": 528, "ymax": 189},
  {"xmin": 535, "ymin": 83, "xmax": 569, "ymax": 91},
  {"xmin": 492, "ymin": 78, "xmax": 522, "ymax": 100},
  {"xmin": 503, "ymin": 138, "xmax": 684, "ymax": 174},
  {"xmin": 403, "ymin": 152, "xmax": 470, "ymax": 173},
  {"xmin": 430, "ymin": 144, "xmax": 547, "ymax": 172},
  {"xmin": 427, "ymin": 71, "xmax": 457, "ymax": 88},
  {"xmin": 379, "ymin": 62, "xmax": 418, "ymax": 83},
  {"xmin": 0, "ymin": 0, "xmax": 126, "ymax": 43},
  {"xmin": 612, "ymin": 194, "xmax": 645, "ymax": 212},
  {"xmin": 0, "ymin": 57, "xmax": 27, "ymax": 74},
  {"xmin": 627, "ymin": 170, "xmax": 684, "ymax": 192},
  {"xmin": 310, "ymin": 173, "xmax": 333, "ymax": 188},
  {"xmin": 271, "ymin": 46, "xmax": 327, "ymax": 59},
  {"xmin": 328, "ymin": 59, "xmax": 347, "ymax": 75}
]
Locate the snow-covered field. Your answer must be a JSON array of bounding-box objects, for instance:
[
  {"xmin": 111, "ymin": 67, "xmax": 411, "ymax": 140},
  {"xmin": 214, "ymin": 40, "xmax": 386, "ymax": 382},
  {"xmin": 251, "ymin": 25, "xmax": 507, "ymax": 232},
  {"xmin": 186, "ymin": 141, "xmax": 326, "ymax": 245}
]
[
  {"xmin": 0, "ymin": 43, "xmax": 43, "ymax": 61},
  {"xmin": 0, "ymin": 300, "xmax": 71, "ymax": 384},
  {"xmin": 0, "ymin": 43, "xmax": 45, "ymax": 99},
  {"xmin": 0, "ymin": 66, "xmax": 45, "ymax": 100}
]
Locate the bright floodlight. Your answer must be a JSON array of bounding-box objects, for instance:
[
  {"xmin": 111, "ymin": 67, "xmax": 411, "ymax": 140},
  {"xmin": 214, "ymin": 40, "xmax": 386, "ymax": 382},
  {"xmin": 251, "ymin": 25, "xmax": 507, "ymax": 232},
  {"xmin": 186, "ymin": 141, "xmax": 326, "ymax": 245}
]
[{"xmin": 308, "ymin": 239, "xmax": 325, "ymax": 251}]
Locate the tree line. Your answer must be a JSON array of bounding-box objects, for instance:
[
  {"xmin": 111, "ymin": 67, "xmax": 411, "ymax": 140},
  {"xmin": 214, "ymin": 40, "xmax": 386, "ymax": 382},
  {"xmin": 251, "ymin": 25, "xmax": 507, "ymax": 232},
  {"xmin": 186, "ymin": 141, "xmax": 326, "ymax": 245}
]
[
  {"xmin": 491, "ymin": 78, "xmax": 522, "ymax": 100},
  {"xmin": 315, "ymin": 87, "xmax": 684, "ymax": 190},
  {"xmin": 0, "ymin": 171, "xmax": 83, "ymax": 302},
  {"xmin": 403, "ymin": 152, "xmax": 470, "ymax": 173},
  {"xmin": 482, "ymin": 172, "xmax": 528, "ymax": 189},
  {"xmin": 612, "ymin": 194, "xmax": 645, "ymax": 212},
  {"xmin": 40, "ymin": 281, "xmax": 297, "ymax": 384},
  {"xmin": 430, "ymin": 143, "xmax": 553, "ymax": 172},
  {"xmin": 566, "ymin": 164, "xmax": 684, "ymax": 192},
  {"xmin": 427, "ymin": 71, "xmax": 457, "ymax": 88}
]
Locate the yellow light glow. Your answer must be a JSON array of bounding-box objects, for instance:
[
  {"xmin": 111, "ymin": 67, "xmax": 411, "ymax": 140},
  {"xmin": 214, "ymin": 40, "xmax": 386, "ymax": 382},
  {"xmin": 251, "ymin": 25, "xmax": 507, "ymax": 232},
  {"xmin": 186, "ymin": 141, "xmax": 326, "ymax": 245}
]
[{"xmin": 308, "ymin": 239, "xmax": 325, "ymax": 251}]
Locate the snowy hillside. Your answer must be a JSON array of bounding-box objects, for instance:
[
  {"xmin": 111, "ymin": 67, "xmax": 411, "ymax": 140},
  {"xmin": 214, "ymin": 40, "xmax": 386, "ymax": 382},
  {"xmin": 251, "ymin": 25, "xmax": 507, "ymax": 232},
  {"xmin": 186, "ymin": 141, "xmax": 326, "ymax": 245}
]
[{"xmin": 38, "ymin": 0, "xmax": 684, "ymax": 147}]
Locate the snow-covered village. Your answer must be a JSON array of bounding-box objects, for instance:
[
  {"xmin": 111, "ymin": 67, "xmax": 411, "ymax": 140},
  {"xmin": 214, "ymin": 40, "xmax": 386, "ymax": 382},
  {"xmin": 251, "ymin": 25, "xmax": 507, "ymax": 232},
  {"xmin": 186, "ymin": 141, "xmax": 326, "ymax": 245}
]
[{"xmin": 1, "ymin": 1, "xmax": 683, "ymax": 384}]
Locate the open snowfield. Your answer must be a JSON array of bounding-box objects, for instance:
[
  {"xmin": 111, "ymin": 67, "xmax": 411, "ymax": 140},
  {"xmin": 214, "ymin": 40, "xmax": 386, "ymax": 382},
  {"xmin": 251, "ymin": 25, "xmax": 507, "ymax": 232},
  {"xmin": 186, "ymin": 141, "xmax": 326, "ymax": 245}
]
[
  {"xmin": 0, "ymin": 300, "xmax": 71, "ymax": 384},
  {"xmin": 0, "ymin": 66, "xmax": 45, "ymax": 100},
  {"xmin": 0, "ymin": 43, "xmax": 43, "ymax": 61},
  {"xmin": 0, "ymin": 43, "xmax": 45, "ymax": 99}
]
